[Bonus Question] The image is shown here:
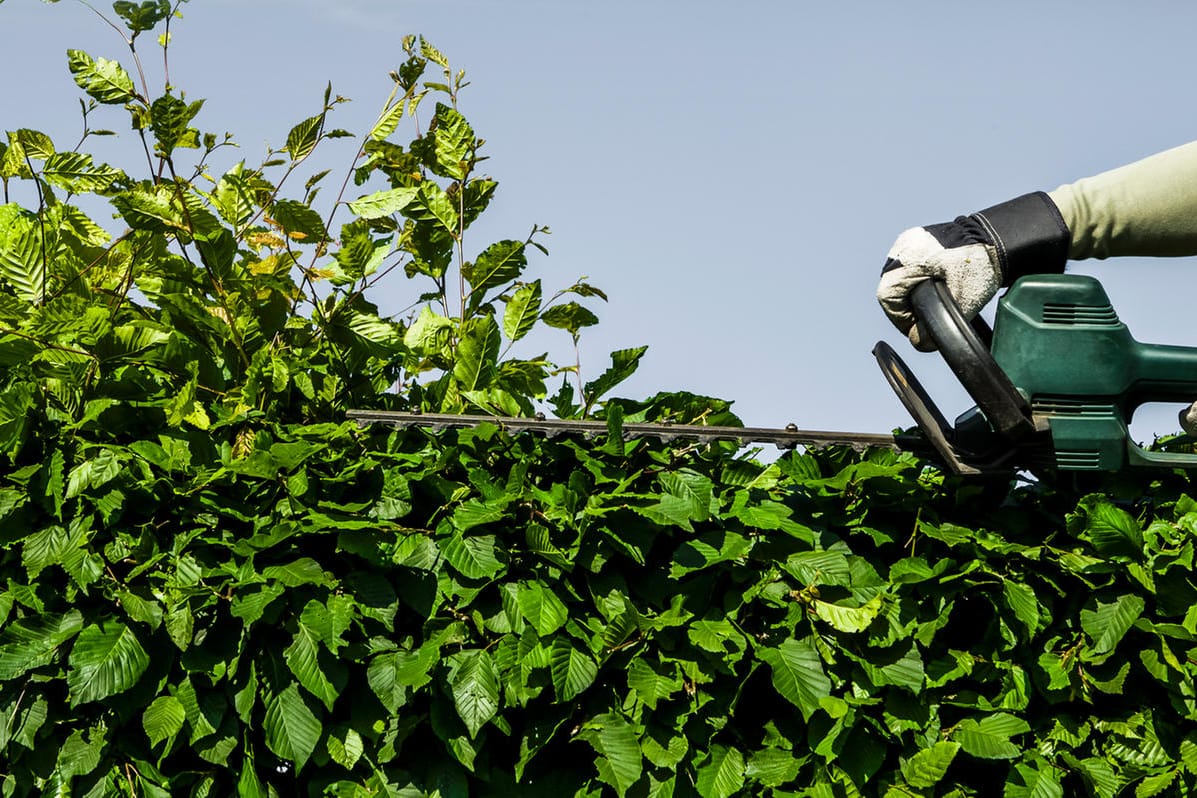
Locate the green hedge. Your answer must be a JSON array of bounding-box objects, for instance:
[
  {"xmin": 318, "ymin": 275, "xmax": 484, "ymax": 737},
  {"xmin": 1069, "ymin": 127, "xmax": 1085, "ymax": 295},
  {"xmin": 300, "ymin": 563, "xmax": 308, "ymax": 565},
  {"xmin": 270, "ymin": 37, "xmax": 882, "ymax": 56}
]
[{"xmin": 5, "ymin": 404, "xmax": 1197, "ymax": 796}]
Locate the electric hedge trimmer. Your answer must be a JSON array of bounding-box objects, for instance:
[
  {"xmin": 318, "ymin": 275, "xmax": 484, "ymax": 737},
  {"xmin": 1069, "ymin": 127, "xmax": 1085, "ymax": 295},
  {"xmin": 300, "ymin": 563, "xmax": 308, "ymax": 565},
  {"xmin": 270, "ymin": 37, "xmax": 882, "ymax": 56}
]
[{"xmin": 350, "ymin": 274, "xmax": 1197, "ymax": 475}]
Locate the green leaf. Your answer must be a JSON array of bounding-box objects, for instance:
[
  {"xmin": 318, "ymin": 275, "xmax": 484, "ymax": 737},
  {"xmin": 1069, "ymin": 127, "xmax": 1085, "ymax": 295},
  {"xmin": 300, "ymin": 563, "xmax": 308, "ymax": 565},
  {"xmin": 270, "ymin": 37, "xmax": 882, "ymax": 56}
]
[
  {"xmin": 150, "ymin": 92, "xmax": 203, "ymax": 155},
  {"xmin": 757, "ymin": 637, "xmax": 830, "ymax": 721},
  {"xmin": 111, "ymin": 186, "xmax": 186, "ymax": 233},
  {"xmin": 413, "ymin": 181, "xmax": 459, "ymax": 235},
  {"xmin": 696, "ymin": 745, "xmax": 746, "ymax": 798},
  {"xmin": 503, "ymin": 280, "xmax": 542, "ymax": 342},
  {"xmin": 326, "ymin": 727, "xmax": 364, "ymax": 771},
  {"xmin": 0, "ymin": 610, "xmax": 84, "ymax": 679},
  {"xmin": 465, "ymin": 239, "xmax": 525, "ymax": 294},
  {"xmin": 746, "ymin": 748, "xmax": 802, "ymax": 788},
  {"xmin": 814, "ymin": 595, "xmax": 883, "ymax": 633},
  {"xmin": 263, "ymin": 682, "xmax": 322, "ymax": 772},
  {"xmin": 368, "ymin": 100, "xmax": 405, "ymax": 142},
  {"xmin": 284, "ymin": 624, "xmax": 340, "ymax": 711},
  {"xmin": 1005, "ymin": 760, "xmax": 1064, "ymax": 798},
  {"xmin": 541, "ymin": 301, "xmax": 599, "ymax": 335},
  {"xmin": 900, "ymin": 741, "xmax": 960, "ymax": 789},
  {"xmin": 517, "ymin": 582, "xmax": 569, "ymax": 636},
  {"xmin": 1002, "ymin": 581, "xmax": 1041, "ymax": 636},
  {"xmin": 585, "ymin": 346, "xmax": 648, "ymax": 406},
  {"xmin": 453, "ymin": 314, "xmax": 501, "ymax": 391},
  {"xmin": 262, "ymin": 557, "xmax": 330, "ymax": 587},
  {"xmin": 66, "ymin": 621, "xmax": 150, "ymax": 706},
  {"xmin": 1083, "ymin": 500, "xmax": 1144, "ymax": 557},
  {"xmin": 550, "ymin": 638, "xmax": 597, "ymax": 701},
  {"xmin": 0, "ymin": 206, "xmax": 44, "ymax": 304},
  {"xmin": 426, "ymin": 103, "xmax": 475, "ymax": 179},
  {"xmin": 113, "ymin": 1, "xmax": 171, "ymax": 33},
  {"xmin": 626, "ymin": 659, "xmax": 682, "ymax": 710},
  {"xmin": 441, "ymin": 532, "xmax": 505, "ymax": 579},
  {"xmin": 142, "ymin": 695, "xmax": 185, "ymax": 748},
  {"xmin": 271, "ymin": 199, "xmax": 327, "ymax": 243},
  {"xmin": 286, "ymin": 113, "xmax": 324, "ymax": 162},
  {"xmin": 41, "ymin": 152, "xmax": 122, "ymax": 192},
  {"xmin": 1135, "ymin": 770, "xmax": 1177, "ymax": 798},
  {"xmin": 1080, "ymin": 593, "xmax": 1146, "ymax": 654},
  {"xmin": 348, "ymin": 187, "xmax": 420, "ymax": 219},
  {"xmin": 67, "ymin": 49, "xmax": 137, "ymax": 104},
  {"xmin": 953, "ymin": 713, "xmax": 1031, "ymax": 759},
  {"xmin": 450, "ymin": 649, "xmax": 500, "ymax": 738},
  {"xmin": 578, "ymin": 713, "xmax": 643, "ymax": 798}
]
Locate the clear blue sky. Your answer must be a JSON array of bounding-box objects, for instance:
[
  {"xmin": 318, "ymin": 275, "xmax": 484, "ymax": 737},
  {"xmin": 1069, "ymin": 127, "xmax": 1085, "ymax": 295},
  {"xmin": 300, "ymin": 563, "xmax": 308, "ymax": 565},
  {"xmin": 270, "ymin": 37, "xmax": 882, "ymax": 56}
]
[{"xmin": 6, "ymin": 0, "xmax": 1197, "ymax": 440}]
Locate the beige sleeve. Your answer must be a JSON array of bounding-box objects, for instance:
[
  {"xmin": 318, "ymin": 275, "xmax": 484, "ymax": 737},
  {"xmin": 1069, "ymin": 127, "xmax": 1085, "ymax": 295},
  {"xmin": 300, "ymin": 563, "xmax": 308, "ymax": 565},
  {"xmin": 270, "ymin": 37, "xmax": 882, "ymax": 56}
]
[{"xmin": 1048, "ymin": 140, "xmax": 1197, "ymax": 260}]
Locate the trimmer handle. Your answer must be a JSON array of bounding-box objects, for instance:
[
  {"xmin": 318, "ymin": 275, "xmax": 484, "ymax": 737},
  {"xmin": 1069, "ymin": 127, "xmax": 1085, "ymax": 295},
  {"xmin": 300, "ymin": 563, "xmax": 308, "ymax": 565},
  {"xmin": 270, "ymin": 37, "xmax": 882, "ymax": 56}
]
[{"xmin": 910, "ymin": 279, "xmax": 1036, "ymax": 442}]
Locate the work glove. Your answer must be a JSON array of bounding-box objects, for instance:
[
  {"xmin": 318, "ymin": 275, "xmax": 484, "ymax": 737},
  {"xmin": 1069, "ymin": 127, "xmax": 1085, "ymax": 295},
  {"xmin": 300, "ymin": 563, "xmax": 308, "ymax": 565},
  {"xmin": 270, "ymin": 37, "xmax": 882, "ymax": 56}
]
[{"xmin": 877, "ymin": 191, "xmax": 1070, "ymax": 351}]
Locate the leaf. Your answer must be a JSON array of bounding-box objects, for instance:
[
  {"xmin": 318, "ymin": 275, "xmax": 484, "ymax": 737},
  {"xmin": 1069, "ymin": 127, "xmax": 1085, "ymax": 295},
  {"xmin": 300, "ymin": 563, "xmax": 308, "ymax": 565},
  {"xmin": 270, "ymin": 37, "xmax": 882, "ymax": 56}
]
[
  {"xmin": 626, "ymin": 659, "xmax": 682, "ymax": 709},
  {"xmin": 150, "ymin": 93, "xmax": 203, "ymax": 155},
  {"xmin": 900, "ymin": 741, "xmax": 960, "ymax": 789},
  {"xmin": 66, "ymin": 621, "xmax": 150, "ymax": 706},
  {"xmin": 271, "ymin": 199, "xmax": 327, "ymax": 242},
  {"xmin": 1080, "ymin": 593, "xmax": 1146, "ymax": 654},
  {"xmin": 286, "ymin": 113, "xmax": 324, "ymax": 162},
  {"xmin": 1083, "ymin": 500, "xmax": 1144, "ymax": 557},
  {"xmin": 111, "ymin": 186, "xmax": 186, "ymax": 233},
  {"xmin": 326, "ymin": 727, "xmax": 364, "ymax": 771},
  {"xmin": 578, "ymin": 713, "xmax": 643, "ymax": 798},
  {"xmin": 503, "ymin": 280, "xmax": 542, "ymax": 342},
  {"xmin": 453, "ymin": 314, "xmax": 501, "ymax": 391},
  {"xmin": 550, "ymin": 638, "xmax": 597, "ymax": 701},
  {"xmin": 746, "ymin": 748, "xmax": 802, "ymax": 788},
  {"xmin": 284, "ymin": 624, "xmax": 340, "ymax": 711},
  {"xmin": 1005, "ymin": 760, "xmax": 1064, "ymax": 798},
  {"xmin": 0, "ymin": 207, "xmax": 44, "ymax": 304},
  {"xmin": 142, "ymin": 695, "xmax": 185, "ymax": 748},
  {"xmin": 441, "ymin": 533, "xmax": 505, "ymax": 579},
  {"xmin": 66, "ymin": 49, "xmax": 137, "ymax": 104},
  {"xmin": 465, "ymin": 239, "xmax": 525, "ymax": 294},
  {"xmin": 426, "ymin": 103, "xmax": 475, "ymax": 179},
  {"xmin": 368, "ymin": 100, "xmax": 405, "ymax": 142},
  {"xmin": 262, "ymin": 557, "xmax": 330, "ymax": 587},
  {"xmin": 1002, "ymin": 581, "xmax": 1041, "ymax": 636},
  {"xmin": 541, "ymin": 301, "xmax": 599, "ymax": 335},
  {"xmin": 585, "ymin": 346, "xmax": 648, "ymax": 406},
  {"xmin": 348, "ymin": 187, "xmax": 419, "ymax": 219},
  {"xmin": 696, "ymin": 745, "xmax": 746, "ymax": 798},
  {"xmin": 413, "ymin": 181, "xmax": 459, "ymax": 235},
  {"xmin": 41, "ymin": 152, "xmax": 122, "ymax": 192},
  {"xmin": 263, "ymin": 682, "xmax": 322, "ymax": 772},
  {"xmin": 953, "ymin": 713, "xmax": 1031, "ymax": 759},
  {"xmin": 0, "ymin": 610, "xmax": 84, "ymax": 679},
  {"xmin": 1136, "ymin": 770, "xmax": 1177, "ymax": 798},
  {"xmin": 814, "ymin": 595, "xmax": 883, "ymax": 633},
  {"xmin": 113, "ymin": 0, "xmax": 171, "ymax": 33},
  {"xmin": 517, "ymin": 582, "xmax": 568, "ymax": 636},
  {"xmin": 756, "ymin": 637, "xmax": 830, "ymax": 721},
  {"xmin": 450, "ymin": 649, "xmax": 500, "ymax": 738}
]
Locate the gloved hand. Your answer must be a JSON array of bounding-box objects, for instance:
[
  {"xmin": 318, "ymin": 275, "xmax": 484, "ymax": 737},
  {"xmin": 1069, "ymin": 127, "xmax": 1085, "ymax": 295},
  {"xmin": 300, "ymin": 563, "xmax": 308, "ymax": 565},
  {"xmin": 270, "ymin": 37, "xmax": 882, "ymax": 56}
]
[{"xmin": 877, "ymin": 191, "xmax": 1070, "ymax": 351}]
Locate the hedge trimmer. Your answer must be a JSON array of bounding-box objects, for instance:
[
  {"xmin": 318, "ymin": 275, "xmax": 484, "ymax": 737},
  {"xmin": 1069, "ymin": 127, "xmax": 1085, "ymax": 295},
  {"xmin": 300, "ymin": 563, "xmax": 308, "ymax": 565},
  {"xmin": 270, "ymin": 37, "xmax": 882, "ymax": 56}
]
[{"xmin": 351, "ymin": 274, "xmax": 1197, "ymax": 475}]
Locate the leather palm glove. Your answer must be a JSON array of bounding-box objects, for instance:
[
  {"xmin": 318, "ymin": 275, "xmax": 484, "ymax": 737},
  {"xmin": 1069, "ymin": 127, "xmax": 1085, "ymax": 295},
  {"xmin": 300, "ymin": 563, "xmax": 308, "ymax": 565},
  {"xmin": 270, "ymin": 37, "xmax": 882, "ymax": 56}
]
[
  {"xmin": 878, "ymin": 141, "xmax": 1197, "ymax": 436},
  {"xmin": 877, "ymin": 192, "xmax": 1069, "ymax": 351}
]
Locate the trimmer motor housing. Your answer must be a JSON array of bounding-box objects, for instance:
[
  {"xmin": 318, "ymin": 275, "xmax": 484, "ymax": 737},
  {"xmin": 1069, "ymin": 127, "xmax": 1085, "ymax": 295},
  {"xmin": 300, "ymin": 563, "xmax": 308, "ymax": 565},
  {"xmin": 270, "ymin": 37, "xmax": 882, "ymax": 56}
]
[{"xmin": 876, "ymin": 274, "xmax": 1197, "ymax": 474}]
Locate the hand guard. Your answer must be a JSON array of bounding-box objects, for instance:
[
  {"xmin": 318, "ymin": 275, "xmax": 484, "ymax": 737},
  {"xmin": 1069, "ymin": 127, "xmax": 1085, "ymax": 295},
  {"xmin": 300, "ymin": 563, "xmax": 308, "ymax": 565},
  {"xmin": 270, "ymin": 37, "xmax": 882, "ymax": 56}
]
[{"xmin": 877, "ymin": 192, "xmax": 1070, "ymax": 351}]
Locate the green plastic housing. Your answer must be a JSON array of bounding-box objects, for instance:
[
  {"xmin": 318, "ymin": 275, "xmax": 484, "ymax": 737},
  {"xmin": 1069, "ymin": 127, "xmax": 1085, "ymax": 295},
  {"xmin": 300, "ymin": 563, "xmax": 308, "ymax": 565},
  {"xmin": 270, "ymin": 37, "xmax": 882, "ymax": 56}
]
[{"xmin": 989, "ymin": 274, "xmax": 1197, "ymax": 470}]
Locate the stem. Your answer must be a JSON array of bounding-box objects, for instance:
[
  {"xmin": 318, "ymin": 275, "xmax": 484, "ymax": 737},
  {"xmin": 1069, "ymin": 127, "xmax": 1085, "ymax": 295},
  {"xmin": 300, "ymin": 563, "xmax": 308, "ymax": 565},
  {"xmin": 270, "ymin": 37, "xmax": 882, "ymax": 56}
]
[{"xmin": 24, "ymin": 158, "xmax": 50, "ymax": 305}]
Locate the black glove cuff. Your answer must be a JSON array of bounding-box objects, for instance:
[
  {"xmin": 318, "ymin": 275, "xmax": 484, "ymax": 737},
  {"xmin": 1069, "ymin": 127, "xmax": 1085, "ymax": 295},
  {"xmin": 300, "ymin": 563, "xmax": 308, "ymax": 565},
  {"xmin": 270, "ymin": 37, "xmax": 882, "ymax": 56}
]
[{"xmin": 970, "ymin": 191, "xmax": 1070, "ymax": 285}]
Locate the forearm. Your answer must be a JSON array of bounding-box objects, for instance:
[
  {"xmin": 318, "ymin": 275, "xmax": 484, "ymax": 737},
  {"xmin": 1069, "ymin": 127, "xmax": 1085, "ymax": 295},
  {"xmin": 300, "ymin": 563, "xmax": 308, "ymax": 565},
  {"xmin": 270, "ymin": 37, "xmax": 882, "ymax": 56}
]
[{"xmin": 1049, "ymin": 140, "xmax": 1197, "ymax": 260}]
